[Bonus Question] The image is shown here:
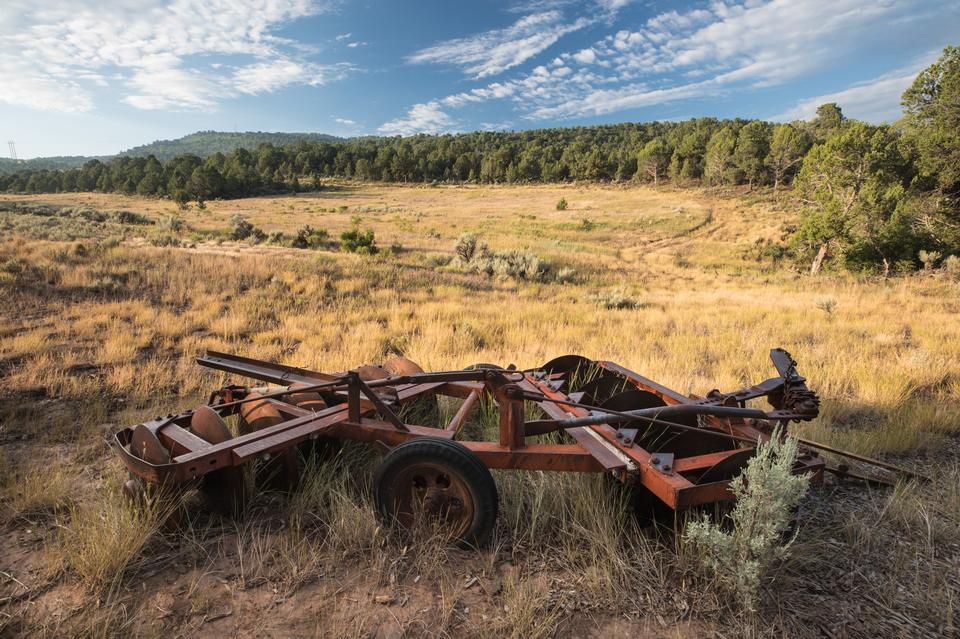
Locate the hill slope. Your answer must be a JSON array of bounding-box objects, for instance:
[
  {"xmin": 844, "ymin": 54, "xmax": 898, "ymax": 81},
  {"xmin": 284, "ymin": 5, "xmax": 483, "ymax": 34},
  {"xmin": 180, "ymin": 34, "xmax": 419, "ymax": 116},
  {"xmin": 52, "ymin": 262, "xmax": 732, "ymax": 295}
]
[
  {"xmin": 117, "ymin": 131, "xmax": 342, "ymax": 161},
  {"xmin": 0, "ymin": 156, "xmax": 104, "ymax": 173},
  {"xmin": 0, "ymin": 131, "xmax": 343, "ymax": 173}
]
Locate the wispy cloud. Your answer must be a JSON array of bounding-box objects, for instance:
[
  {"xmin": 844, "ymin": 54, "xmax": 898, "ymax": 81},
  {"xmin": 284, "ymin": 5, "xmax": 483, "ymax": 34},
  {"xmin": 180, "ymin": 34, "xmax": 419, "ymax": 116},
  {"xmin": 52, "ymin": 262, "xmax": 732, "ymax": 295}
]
[
  {"xmin": 232, "ymin": 59, "xmax": 353, "ymax": 95},
  {"xmin": 334, "ymin": 116, "xmax": 356, "ymax": 125},
  {"xmin": 407, "ymin": 10, "xmax": 591, "ymax": 78},
  {"xmin": 0, "ymin": 0, "xmax": 351, "ymax": 113},
  {"xmin": 382, "ymin": 0, "xmax": 957, "ymax": 132},
  {"xmin": 771, "ymin": 57, "xmax": 938, "ymax": 123}
]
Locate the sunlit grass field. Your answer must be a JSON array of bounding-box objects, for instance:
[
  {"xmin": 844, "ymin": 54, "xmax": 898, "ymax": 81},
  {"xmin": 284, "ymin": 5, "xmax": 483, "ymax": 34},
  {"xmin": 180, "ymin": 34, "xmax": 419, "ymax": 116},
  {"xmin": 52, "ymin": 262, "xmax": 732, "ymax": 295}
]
[{"xmin": 1, "ymin": 184, "xmax": 958, "ymax": 637}]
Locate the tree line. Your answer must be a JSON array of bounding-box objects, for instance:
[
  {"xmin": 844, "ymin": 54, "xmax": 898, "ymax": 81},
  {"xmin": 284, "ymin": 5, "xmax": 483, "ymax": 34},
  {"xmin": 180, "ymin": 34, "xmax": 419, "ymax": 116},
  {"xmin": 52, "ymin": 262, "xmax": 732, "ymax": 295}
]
[
  {"xmin": 0, "ymin": 115, "xmax": 829, "ymax": 198},
  {"xmin": 2, "ymin": 46, "xmax": 957, "ymax": 273}
]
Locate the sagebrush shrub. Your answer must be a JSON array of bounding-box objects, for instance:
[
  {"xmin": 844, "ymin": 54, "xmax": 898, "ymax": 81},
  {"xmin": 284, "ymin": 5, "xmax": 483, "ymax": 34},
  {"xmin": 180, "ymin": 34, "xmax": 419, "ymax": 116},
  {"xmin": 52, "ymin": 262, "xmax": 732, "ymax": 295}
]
[
  {"xmin": 455, "ymin": 232, "xmax": 487, "ymax": 262},
  {"xmin": 684, "ymin": 428, "xmax": 809, "ymax": 613},
  {"xmin": 587, "ymin": 287, "xmax": 638, "ymax": 309},
  {"xmin": 942, "ymin": 254, "xmax": 960, "ymax": 280}
]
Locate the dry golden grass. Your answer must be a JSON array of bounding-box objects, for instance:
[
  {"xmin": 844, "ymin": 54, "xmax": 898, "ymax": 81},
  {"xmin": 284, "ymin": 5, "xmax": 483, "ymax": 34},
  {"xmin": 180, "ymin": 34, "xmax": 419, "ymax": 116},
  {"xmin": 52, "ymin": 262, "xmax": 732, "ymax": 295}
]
[{"xmin": 1, "ymin": 183, "xmax": 958, "ymax": 637}]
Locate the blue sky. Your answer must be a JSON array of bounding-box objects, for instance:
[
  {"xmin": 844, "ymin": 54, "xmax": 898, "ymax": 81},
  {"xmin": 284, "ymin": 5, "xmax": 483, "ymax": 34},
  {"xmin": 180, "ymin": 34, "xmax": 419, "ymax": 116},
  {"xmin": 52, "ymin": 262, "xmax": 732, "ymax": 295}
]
[{"xmin": 1, "ymin": 0, "xmax": 958, "ymax": 158}]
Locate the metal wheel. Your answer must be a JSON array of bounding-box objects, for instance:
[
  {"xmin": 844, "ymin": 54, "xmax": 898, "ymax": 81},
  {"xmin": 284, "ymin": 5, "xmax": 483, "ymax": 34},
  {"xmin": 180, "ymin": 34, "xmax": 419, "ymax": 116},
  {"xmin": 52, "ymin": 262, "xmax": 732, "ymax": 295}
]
[
  {"xmin": 382, "ymin": 356, "xmax": 425, "ymax": 377},
  {"xmin": 126, "ymin": 425, "xmax": 186, "ymax": 525},
  {"xmin": 129, "ymin": 424, "xmax": 170, "ymax": 465},
  {"xmin": 239, "ymin": 391, "xmax": 301, "ymax": 493},
  {"xmin": 190, "ymin": 406, "xmax": 246, "ymax": 515},
  {"xmin": 383, "ymin": 357, "xmax": 439, "ymax": 425},
  {"xmin": 285, "ymin": 384, "xmax": 342, "ymax": 462},
  {"xmin": 374, "ymin": 438, "xmax": 498, "ymax": 548}
]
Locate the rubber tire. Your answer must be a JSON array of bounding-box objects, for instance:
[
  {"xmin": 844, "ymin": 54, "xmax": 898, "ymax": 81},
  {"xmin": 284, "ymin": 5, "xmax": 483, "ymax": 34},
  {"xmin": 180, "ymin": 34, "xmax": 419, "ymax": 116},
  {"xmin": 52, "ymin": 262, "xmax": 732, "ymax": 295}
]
[{"xmin": 373, "ymin": 438, "xmax": 498, "ymax": 549}]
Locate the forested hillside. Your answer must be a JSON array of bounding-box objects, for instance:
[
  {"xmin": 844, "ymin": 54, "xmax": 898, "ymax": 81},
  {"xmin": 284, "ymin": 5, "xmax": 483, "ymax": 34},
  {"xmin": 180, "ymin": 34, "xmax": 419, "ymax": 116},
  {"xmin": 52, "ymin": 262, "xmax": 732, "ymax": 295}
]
[
  {"xmin": 0, "ymin": 132, "xmax": 344, "ymax": 174},
  {"xmin": 0, "ymin": 156, "xmax": 104, "ymax": 174},
  {"xmin": 117, "ymin": 131, "xmax": 342, "ymax": 161},
  {"xmin": 3, "ymin": 46, "xmax": 958, "ymax": 274}
]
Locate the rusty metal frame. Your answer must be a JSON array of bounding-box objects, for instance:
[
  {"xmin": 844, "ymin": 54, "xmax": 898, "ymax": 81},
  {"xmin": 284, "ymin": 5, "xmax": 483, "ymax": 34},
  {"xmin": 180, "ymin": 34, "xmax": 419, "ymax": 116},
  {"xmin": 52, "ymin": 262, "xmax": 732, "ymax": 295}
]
[
  {"xmin": 114, "ymin": 349, "xmax": 923, "ymax": 524},
  {"xmin": 114, "ymin": 348, "xmax": 918, "ymax": 516}
]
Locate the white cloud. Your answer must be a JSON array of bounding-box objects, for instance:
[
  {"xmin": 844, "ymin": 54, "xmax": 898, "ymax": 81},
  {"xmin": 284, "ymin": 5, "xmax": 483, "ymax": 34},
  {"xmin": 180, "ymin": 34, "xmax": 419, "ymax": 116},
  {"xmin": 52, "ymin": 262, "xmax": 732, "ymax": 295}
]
[
  {"xmin": 378, "ymin": 101, "xmax": 456, "ymax": 136},
  {"xmin": 594, "ymin": 0, "xmax": 635, "ymax": 13},
  {"xmin": 771, "ymin": 59, "xmax": 936, "ymax": 123},
  {"xmin": 0, "ymin": 0, "xmax": 350, "ymax": 113},
  {"xmin": 572, "ymin": 48, "xmax": 596, "ymax": 64},
  {"xmin": 384, "ymin": 0, "xmax": 957, "ymax": 130},
  {"xmin": 335, "ymin": 32, "xmax": 351, "ymax": 41},
  {"xmin": 233, "ymin": 59, "xmax": 351, "ymax": 94},
  {"xmin": 407, "ymin": 11, "xmax": 590, "ymax": 78},
  {"xmin": 334, "ymin": 116, "xmax": 356, "ymax": 125},
  {"xmin": 346, "ymin": 41, "xmax": 366, "ymax": 48}
]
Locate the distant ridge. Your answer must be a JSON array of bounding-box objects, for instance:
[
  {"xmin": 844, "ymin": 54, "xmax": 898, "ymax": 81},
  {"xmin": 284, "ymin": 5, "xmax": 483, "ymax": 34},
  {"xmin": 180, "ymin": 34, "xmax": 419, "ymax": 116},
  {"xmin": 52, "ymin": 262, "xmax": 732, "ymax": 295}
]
[
  {"xmin": 117, "ymin": 130, "xmax": 342, "ymax": 161},
  {"xmin": 0, "ymin": 131, "xmax": 342, "ymax": 173},
  {"xmin": 0, "ymin": 156, "xmax": 106, "ymax": 174}
]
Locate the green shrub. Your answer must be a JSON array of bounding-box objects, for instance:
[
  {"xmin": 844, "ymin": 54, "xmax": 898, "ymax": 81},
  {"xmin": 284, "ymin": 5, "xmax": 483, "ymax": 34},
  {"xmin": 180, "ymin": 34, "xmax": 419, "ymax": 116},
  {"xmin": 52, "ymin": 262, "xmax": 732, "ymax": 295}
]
[
  {"xmin": 556, "ymin": 198, "xmax": 568, "ymax": 211},
  {"xmin": 112, "ymin": 210, "xmax": 152, "ymax": 225},
  {"xmin": 579, "ymin": 217, "xmax": 595, "ymax": 231},
  {"xmin": 229, "ymin": 214, "xmax": 265, "ymax": 243},
  {"xmin": 292, "ymin": 225, "xmax": 329, "ymax": 249},
  {"xmin": 684, "ymin": 428, "xmax": 809, "ymax": 613},
  {"xmin": 341, "ymin": 227, "xmax": 378, "ymax": 254}
]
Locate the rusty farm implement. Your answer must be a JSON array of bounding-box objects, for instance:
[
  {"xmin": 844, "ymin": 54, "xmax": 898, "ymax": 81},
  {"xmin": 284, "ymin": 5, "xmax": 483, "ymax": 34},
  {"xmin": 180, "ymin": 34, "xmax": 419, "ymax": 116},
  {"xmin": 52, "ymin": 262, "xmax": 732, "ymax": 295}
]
[{"xmin": 114, "ymin": 348, "xmax": 921, "ymax": 546}]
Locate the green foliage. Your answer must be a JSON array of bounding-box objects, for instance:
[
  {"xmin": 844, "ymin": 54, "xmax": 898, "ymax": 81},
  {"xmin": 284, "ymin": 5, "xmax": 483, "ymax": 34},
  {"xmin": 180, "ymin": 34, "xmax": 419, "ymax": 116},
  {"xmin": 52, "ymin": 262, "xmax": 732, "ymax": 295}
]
[
  {"xmin": 793, "ymin": 122, "xmax": 925, "ymax": 271},
  {"xmin": 684, "ymin": 429, "xmax": 809, "ymax": 613},
  {"xmin": 735, "ymin": 121, "xmax": 772, "ymax": 187},
  {"xmin": 291, "ymin": 225, "xmax": 330, "ymax": 249},
  {"xmin": 704, "ymin": 125, "xmax": 739, "ymax": 186},
  {"xmin": 901, "ymin": 45, "xmax": 960, "ymax": 249},
  {"xmin": 229, "ymin": 214, "xmax": 266, "ymax": 243},
  {"xmin": 767, "ymin": 123, "xmax": 811, "ymax": 189},
  {"xmin": 340, "ymin": 227, "xmax": 378, "ymax": 254},
  {"xmin": 814, "ymin": 103, "xmax": 844, "ymax": 139},
  {"xmin": 635, "ymin": 137, "xmax": 671, "ymax": 184},
  {"xmin": 118, "ymin": 131, "xmax": 341, "ymax": 162},
  {"xmin": 555, "ymin": 197, "xmax": 568, "ymax": 211}
]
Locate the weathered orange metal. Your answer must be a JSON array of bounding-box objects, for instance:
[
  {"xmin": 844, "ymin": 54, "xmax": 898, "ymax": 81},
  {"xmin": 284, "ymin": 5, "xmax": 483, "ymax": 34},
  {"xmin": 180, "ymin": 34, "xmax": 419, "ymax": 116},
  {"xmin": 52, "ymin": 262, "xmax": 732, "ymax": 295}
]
[{"xmin": 113, "ymin": 348, "xmax": 916, "ymax": 535}]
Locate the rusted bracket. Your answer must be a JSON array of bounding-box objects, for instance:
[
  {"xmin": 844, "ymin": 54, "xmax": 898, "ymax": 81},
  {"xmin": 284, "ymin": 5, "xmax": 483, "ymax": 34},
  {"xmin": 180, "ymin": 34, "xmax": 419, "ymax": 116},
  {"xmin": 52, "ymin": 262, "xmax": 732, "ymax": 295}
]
[
  {"xmin": 615, "ymin": 427, "xmax": 639, "ymax": 447},
  {"xmin": 351, "ymin": 372, "xmax": 408, "ymax": 432},
  {"xmin": 649, "ymin": 453, "xmax": 674, "ymax": 475}
]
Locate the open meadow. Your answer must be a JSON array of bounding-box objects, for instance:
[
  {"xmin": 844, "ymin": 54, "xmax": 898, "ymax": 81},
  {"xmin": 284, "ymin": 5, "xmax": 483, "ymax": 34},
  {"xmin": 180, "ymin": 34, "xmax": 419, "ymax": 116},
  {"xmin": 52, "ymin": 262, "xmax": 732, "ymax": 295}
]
[{"xmin": 1, "ymin": 184, "xmax": 958, "ymax": 637}]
